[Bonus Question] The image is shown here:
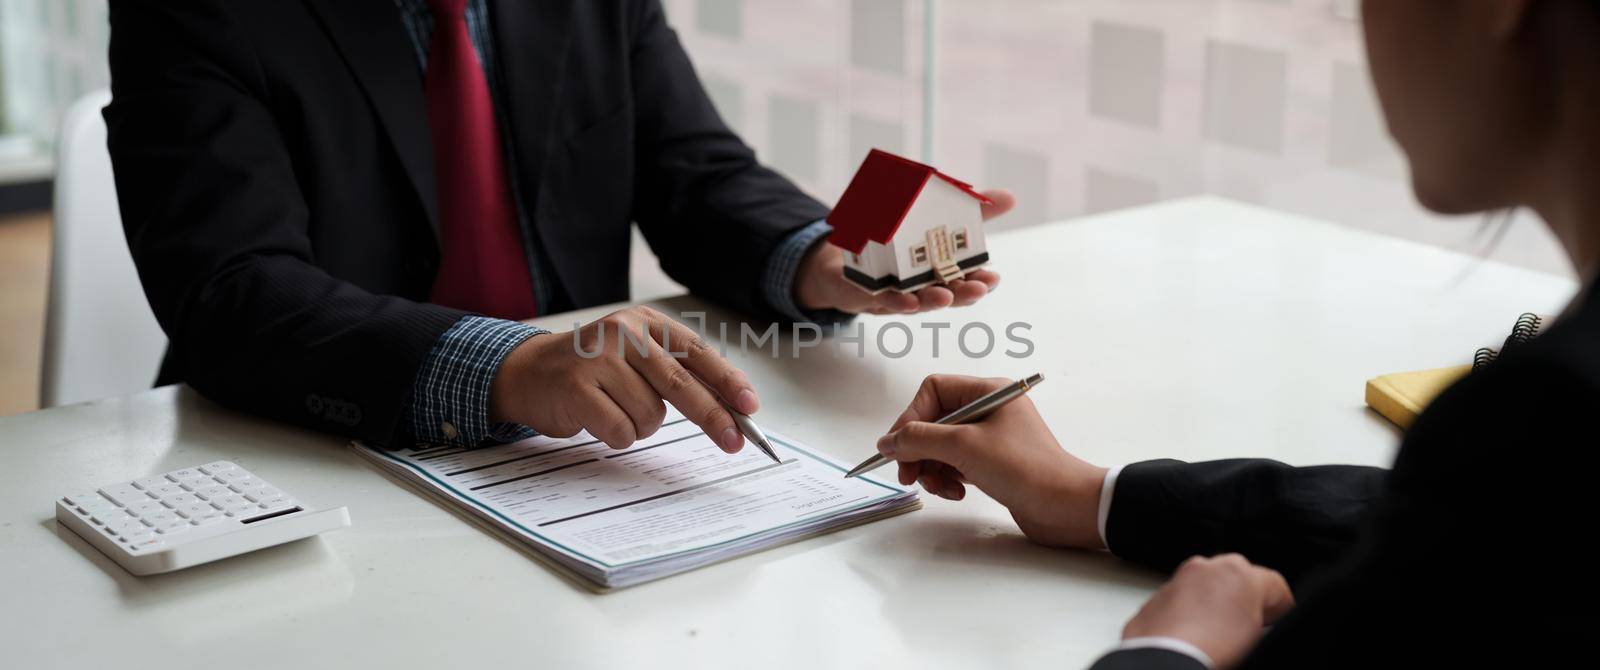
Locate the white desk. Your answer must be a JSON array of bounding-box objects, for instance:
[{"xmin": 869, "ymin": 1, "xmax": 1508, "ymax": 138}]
[{"xmin": 0, "ymin": 197, "xmax": 1577, "ymax": 669}]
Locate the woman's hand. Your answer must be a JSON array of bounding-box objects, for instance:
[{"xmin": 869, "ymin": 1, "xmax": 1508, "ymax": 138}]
[
  {"xmin": 876, "ymin": 374, "xmax": 1109, "ymax": 549},
  {"xmin": 1121, "ymin": 554, "xmax": 1295, "ymax": 669}
]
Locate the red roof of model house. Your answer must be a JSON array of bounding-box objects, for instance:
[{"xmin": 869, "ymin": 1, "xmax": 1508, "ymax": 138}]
[{"xmin": 828, "ymin": 149, "xmax": 993, "ymax": 255}]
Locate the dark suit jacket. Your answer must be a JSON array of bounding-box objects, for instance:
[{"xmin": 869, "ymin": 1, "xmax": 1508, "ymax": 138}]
[
  {"xmin": 1092, "ymin": 280, "xmax": 1600, "ymax": 668},
  {"xmin": 104, "ymin": 0, "xmax": 827, "ymax": 445}
]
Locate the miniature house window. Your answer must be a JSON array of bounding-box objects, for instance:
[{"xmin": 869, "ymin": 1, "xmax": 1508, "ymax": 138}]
[
  {"xmin": 911, "ymin": 244, "xmax": 929, "ymax": 266},
  {"xmin": 851, "ymin": 252, "xmax": 861, "ymax": 264},
  {"xmin": 953, "ymin": 230, "xmax": 969, "ymax": 250}
]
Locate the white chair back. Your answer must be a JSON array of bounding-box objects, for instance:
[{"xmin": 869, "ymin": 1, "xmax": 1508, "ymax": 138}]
[{"xmin": 40, "ymin": 89, "xmax": 167, "ymax": 408}]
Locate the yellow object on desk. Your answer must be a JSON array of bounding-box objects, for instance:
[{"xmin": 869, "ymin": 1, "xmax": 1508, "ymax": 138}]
[
  {"xmin": 1365, "ymin": 365, "xmax": 1472, "ymax": 430},
  {"xmin": 1366, "ymin": 313, "xmax": 1549, "ymax": 430}
]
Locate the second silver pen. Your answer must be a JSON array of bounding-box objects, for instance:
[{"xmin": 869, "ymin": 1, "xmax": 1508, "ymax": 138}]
[{"xmin": 844, "ymin": 373, "xmax": 1045, "ymax": 478}]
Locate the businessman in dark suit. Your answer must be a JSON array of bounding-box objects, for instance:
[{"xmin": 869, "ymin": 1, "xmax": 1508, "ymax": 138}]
[{"xmin": 104, "ymin": 0, "xmax": 1012, "ymax": 451}]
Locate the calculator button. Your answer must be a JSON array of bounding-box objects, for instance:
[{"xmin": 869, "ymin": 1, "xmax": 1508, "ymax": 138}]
[
  {"xmin": 128, "ymin": 536, "xmax": 163, "ymax": 551},
  {"xmin": 171, "ymin": 502, "xmax": 215, "ymax": 518},
  {"xmin": 106, "ymin": 519, "xmax": 147, "ymax": 536},
  {"xmin": 196, "ymin": 487, "xmax": 232, "ymax": 502},
  {"xmin": 132, "ymin": 476, "xmax": 169, "ymax": 490},
  {"xmin": 99, "ymin": 484, "xmax": 150, "ymax": 507},
  {"xmin": 221, "ymin": 500, "xmax": 258, "ymax": 516},
  {"xmin": 140, "ymin": 510, "xmax": 177, "ymax": 524},
  {"xmin": 177, "ymin": 476, "xmax": 213, "ymax": 490},
  {"xmin": 256, "ymin": 495, "xmax": 293, "ymax": 509},
  {"xmin": 192, "ymin": 509, "xmax": 227, "ymax": 525},
  {"xmin": 151, "ymin": 518, "xmax": 190, "ymax": 534},
  {"xmin": 124, "ymin": 500, "xmax": 164, "ymax": 516},
  {"xmin": 243, "ymin": 486, "xmax": 284, "ymax": 502},
  {"xmin": 226, "ymin": 482, "xmax": 262, "ymax": 495},
  {"xmin": 217, "ymin": 469, "xmax": 255, "ymax": 483},
  {"xmin": 64, "ymin": 493, "xmax": 102, "ymax": 507},
  {"xmin": 162, "ymin": 493, "xmax": 200, "ymax": 507},
  {"xmin": 143, "ymin": 483, "xmax": 184, "ymax": 498},
  {"xmin": 200, "ymin": 461, "xmax": 238, "ymax": 474}
]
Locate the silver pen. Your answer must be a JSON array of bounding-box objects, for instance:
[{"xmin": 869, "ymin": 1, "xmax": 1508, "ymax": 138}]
[
  {"xmin": 690, "ymin": 368, "xmax": 781, "ymax": 464},
  {"xmin": 731, "ymin": 409, "xmax": 781, "ymax": 464},
  {"xmin": 844, "ymin": 373, "xmax": 1044, "ymax": 479}
]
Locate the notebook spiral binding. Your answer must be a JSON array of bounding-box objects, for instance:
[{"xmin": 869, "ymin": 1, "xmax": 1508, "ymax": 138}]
[
  {"xmin": 1505, "ymin": 313, "xmax": 1544, "ymax": 347},
  {"xmin": 1472, "ymin": 313, "xmax": 1544, "ymax": 371}
]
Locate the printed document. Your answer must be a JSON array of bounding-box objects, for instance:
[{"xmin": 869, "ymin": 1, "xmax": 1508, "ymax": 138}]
[{"xmin": 354, "ymin": 410, "xmax": 918, "ymax": 589}]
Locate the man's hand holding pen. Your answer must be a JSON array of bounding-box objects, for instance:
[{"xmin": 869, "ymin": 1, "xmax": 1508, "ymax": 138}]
[{"xmin": 490, "ymin": 306, "xmax": 761, "ymax": 453}]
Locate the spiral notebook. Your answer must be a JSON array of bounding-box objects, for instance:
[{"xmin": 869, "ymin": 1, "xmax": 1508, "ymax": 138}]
[
  {"xmin": 353, "ymin": 409, "xmax": 919, "ymax": 591},
  {"xmin": 1469, "ymin": 313, "xmax": 1547, "ymax": 370},
  {"xmin": 1365, "ymin": 313, "xmax": 1548, "ymax": 429}
]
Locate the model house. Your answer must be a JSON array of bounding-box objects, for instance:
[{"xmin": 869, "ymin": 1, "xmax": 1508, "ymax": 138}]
[{"xmin": 828, "ymin": 149, "xmax": 993, "ymax": 294}]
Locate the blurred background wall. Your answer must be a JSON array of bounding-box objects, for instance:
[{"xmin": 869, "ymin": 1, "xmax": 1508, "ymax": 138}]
[
  {"xmin": 0, "ymin": 0, "xmax": 1574, "ymax": 415},
  {"xmin": 0, "ymin": 0, "xmax": 107, "ymax": 186},
  {"xmin": 662, "ymin": 0, "xmax": 1567, "ymax": 274}
]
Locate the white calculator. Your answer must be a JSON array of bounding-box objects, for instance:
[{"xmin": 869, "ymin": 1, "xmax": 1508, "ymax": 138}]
[{"xmin": 56, "ymin": 461, "xmax": 350, "ymax": 576}]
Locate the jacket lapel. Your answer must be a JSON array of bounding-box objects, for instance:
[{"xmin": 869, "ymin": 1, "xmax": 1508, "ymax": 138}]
[
  {"xmin": 487, "ymin": 0, "xmax": 576, "ymax": 217},
  {"xmin": 302, "ymin": 0, "xmax": 440, "ymax": 237}
]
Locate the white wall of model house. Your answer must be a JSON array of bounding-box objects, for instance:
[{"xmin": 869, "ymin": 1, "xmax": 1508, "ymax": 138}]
[
  {"xmin": 847, "ymin": 178, "xmax": 986, "ymax": 292},
  {"xmin": 849, "ymin": 238, "xmax": 890, "ymax": 284}
]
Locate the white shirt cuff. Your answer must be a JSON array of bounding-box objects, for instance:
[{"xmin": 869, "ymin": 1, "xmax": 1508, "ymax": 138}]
[
  {"xmin": 1114, "ymin": 637, "xmax": 1215, "ymax": 669},
  {"xmin": 1096, "ymin": 464, "xmax": 1124, "ymax": 550}
]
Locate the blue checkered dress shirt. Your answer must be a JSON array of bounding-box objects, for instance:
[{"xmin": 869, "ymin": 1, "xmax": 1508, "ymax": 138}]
[{"xmin": 395, "ymin": 0, "xmax": 834, "ymax": 447}]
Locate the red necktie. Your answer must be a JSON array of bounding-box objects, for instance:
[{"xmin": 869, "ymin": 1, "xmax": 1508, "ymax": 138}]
[{"xmin": 424, "ymin": 0, "xmax": 538, "ymax": 319}]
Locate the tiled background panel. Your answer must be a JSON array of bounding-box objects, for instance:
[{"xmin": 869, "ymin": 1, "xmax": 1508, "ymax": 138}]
[
  {"xmin": 1088, "ymin": 21, "xmax": 1164, "ymax": 129},
  {"xmin": 849, "ymin": 114, "xmax": 906, "ymax": 166},
  {"xmin": 0, "ymin": 0, "xmax": 1566, "ymax": 285},
  {"xmin": 1202, "ymin": 40, "xmax": 1288, "ymax": 155},
  {"xmin": 1328, "ymin": 60, "xmax": 1404, "ymax": 179},
  {"xmin": 851, "ymin": 0, "xmax": 908, "ymax": 74},
  {"xmin": 983, "ymin": 143, "xmax": 1050, "ymax": 231},
  {"xmin": 696, "ymin": 0, "xmax": 744, "ymax": 40},
  {"xmin": 701, "ymin": 74, "xmax": 747, "ymax": 133},
  {"xmin": 768, "ymin": 94, "xmax": 822, "ymax": 182},
  {"xmin": 1085, "ymin": 166, "xmax": 1160, "ymax": 215},
  {"xmin": 666, "ymin": 0, "xmax": 1568, "ymax": 277}
]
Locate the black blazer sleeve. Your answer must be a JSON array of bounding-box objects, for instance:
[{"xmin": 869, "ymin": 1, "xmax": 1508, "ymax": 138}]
[
  {"xmin": 1105, "ymin": 458, "xmax": 1388, "ymax": 587},
  {"xmin": 1233, "ymin": 346, "xmax": 1600, "ymax": 669},
  {"xmin": 1089, "ymin": 649, "xmax": 1208, "ymax": 670},
  {"xmin": 105, "ymin": 0, "xmax": 462, "ymax": 444},
  {"xmin": 625, "ymin": 0, "xmax": 831, "ymax": 319}
]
